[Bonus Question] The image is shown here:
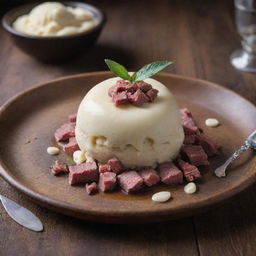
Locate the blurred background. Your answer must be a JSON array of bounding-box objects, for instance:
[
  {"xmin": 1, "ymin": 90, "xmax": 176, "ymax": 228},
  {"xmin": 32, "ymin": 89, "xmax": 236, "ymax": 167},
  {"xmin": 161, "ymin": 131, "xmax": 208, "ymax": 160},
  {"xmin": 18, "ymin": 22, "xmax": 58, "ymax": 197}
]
[{"xmin": 2, "ymin": 0, "xmax": 248, "ymax": 97}]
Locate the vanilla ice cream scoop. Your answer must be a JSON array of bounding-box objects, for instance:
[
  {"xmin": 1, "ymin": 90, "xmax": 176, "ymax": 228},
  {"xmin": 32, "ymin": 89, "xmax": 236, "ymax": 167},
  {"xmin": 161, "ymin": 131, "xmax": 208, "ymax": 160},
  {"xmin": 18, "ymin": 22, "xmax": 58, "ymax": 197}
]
[
  {"xmin": 75, "ymin": 77, "xmax": 184, "ymax": 168},
  {"xmin": 13, "ymin": 2, "xmax": 98, "ymax": 36}
]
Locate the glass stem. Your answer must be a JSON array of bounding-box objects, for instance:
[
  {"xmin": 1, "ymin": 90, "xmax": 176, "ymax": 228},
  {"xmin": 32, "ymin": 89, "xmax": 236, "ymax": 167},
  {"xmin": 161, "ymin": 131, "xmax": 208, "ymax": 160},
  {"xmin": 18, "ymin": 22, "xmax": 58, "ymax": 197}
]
[{"xmin": 242, "ymin": 39, "xmax": 256, "ymax": 56}]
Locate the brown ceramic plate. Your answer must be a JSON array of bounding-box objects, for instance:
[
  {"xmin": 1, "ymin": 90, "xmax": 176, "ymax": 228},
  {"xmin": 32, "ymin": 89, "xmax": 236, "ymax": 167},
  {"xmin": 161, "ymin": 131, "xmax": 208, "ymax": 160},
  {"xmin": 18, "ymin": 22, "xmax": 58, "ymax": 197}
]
[{"xmin": 0, "ymin": 72, "xmax": 255, "ymax": 223}]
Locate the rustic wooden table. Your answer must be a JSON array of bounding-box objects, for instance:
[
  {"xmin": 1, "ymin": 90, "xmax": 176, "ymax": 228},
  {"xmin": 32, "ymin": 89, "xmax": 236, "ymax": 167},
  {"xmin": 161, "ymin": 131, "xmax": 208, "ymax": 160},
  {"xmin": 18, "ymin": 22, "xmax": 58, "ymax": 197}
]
[{"xmin": 0, "ymin": 0, "xmax": 255, "ymax": 255}]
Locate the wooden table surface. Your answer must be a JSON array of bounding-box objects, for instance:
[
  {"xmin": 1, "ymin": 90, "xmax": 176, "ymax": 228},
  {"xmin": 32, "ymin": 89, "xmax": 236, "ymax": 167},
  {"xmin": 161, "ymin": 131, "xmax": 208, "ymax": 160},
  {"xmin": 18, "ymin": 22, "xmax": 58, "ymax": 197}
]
[{"xmin": 0, "ymin": 0, "xmax": 256, "ymax": 255}]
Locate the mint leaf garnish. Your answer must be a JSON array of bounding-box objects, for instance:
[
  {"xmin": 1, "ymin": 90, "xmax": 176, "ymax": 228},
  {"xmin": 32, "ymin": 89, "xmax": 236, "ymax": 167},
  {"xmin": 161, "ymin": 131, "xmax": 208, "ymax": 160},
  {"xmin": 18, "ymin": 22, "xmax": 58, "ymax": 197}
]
[
  {"xmin": 130, "ymin": 72, "xmax": 137, "ymax": 82},
  {"xmin": 104, "ymin": 59, "xmax": 173, "ymax": 82},
  {"xmin": 135, "ymin": 61, "xmax": 172, "ymax": 81},
  {"xmin": 104, "ymin": 59, "xmax": 131, "ymax": 81}
]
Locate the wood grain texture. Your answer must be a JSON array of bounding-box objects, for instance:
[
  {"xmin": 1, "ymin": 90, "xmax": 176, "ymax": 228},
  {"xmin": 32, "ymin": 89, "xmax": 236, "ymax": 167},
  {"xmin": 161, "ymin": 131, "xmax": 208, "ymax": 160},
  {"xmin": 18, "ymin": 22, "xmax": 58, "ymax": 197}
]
[
  {"xmin": 194, "ymin": 185, "xmax": 256, "ymax": 256},
  {"xmin": 0, "ymin": 0, "xmax": 255, "ymax": 255}
]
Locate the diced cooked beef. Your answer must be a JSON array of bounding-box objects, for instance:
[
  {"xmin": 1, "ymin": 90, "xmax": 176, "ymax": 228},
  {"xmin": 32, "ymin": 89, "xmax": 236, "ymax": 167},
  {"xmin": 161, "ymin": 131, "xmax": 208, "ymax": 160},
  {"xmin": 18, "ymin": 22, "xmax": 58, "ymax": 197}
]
[
  {"xmin": 69, "ymin": 161, "xmax": 98, "ymax": 185},
  {"xmin": 108, "ymin": 80, "xmax": 129, "ymax": 97},
  {"xmin": 51, "ymin": 160, "xmax": 69, "ymax": 175},
  {"xmin": 180, "ymin": 108, "xmax": 199, "ymax": 135},
  {"xmin": 126, "ymin": 83, "xmax": 138, "ymax": 94},
  {"xmin": 182, "ymin": 145, "xmax": 209, "ymax": 166},
  {"xmin": 86, "ymin": 182, "xmax": 98, "ymax": 195},
  {"xmin": 136, "ymin": 81, "xmax": 152, "ymax": 92},
  {"xmin": 116, "ymin": 79, "xmax": 130, "ymax": 88},
  {"xmin": 54, "ymin": 123, "xmax": 76, "ymax": 142},
  {"xmin": 183, "ymin": 135, "xmax": 196, "ymax": 145},
  {"xmin": 195, "ymin": 135, "xmax": 218, "ymax": 156},
  {"xmin": 128, "ymin": 89, "xmax": 149, "ymax": 106},
  {"xmin": 146, "ymin": 89, "xmax": 158, "ymax": 102},
  {"xmin": 63, "ymin": 137, "xmax": 79, "ymax": 155},
  {"xmin": 107, "ymin": 158, "xmax": 124, "ymax": 174},
  {"xmin": 68, "ymin": 113, "xmax": 77, "ymax": 123},
  {"xmin": 158, "ymin": 162, "xmax": 183, "ymax": 185},
  {"xmin": 178, "ymin": 159, "xmax": 201, "ymax": 182},
  {"xmin": 109, "ymin": 80, "xmax": 158, "ymax": 107},
  {"xmin": 112, "ymin": 91, "xmax": 129, "ymax": 106},
  {"xmin": 118, "ymin": 171, "xmax": 143, "ymax": 193},
  {"xmin": 139, "ymin": 168, "xmax": 160, "ymax": 187},
  {"xmin": 98, "ymin": 172, "xmax": 117, "ymax": 192},
  {"xmin": 99, "ymin": 163, "xmax": 111, "ymax": 173}
]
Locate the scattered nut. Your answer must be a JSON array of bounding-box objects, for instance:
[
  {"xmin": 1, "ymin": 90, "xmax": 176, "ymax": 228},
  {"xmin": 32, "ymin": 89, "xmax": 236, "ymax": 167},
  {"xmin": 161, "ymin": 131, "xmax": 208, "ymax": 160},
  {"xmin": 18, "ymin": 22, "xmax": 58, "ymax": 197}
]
[
  {"xmin": 184, "ymin": 182, "xmax": 197, "ymax": 194},
  {"xmin": 73, "ymin": 150, "xmax": 86, "ymax": 164},
  {"xmin": 205, "ymin": 118, "xmax": 220, "ymax": 127},
  {"xmin": 152, "ymin": 191, "xmax": 171, "ymax": 202},
  {"xmin": 47, "ymin": 146, "xmax": 60, "ymax": 155}
]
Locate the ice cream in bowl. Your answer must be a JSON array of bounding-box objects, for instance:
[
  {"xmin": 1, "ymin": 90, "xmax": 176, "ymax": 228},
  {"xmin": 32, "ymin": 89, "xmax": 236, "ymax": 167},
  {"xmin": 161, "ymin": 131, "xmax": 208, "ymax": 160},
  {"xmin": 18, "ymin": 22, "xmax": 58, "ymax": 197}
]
[
  {"xmin": 1, "ymin": 1, "xmax": 105, "ymax": 62},
  {"xmin": 12, "ymin": 2, "xmax": 99, "ymax": 37}
]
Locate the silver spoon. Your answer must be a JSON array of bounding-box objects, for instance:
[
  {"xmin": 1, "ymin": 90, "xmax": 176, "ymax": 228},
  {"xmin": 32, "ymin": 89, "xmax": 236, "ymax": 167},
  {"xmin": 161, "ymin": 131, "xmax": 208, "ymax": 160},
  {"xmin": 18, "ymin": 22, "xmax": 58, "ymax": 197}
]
[
  {"xmin": 0, "ymin": 194, "xmax": 43, "ymax": 232},
  {"xmin": 215, "ymin": 130, "xmax": 256, "ymax": 178}
]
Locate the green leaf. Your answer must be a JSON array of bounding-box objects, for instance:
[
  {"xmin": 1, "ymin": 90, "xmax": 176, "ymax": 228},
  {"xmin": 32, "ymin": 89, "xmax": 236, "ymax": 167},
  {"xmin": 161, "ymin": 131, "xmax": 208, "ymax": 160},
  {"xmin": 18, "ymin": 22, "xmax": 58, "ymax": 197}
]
[
  {"xmin": 135, "ymin": 61, "xmax": 173, "ymax": 81},
  {"xmin": 130, "ymin": 72, "xmax": 137, "ymax": 82},
  {"xmin": 104, "ymin": 59, "xmax": 131, "ymax": 81}
]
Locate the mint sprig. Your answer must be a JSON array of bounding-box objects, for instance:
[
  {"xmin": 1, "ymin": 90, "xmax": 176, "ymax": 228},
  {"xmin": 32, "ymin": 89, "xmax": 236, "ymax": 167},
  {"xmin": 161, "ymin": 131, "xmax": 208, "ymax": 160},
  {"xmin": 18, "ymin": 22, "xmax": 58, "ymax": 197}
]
[
  {"xmin": 104, "ymin": 59, "xmax": 131, "ymax": 81},
  {"xmin": 104, "ymin": 59, "xmax": 172, "ymax": 82},
  {"xmin": 135, "ymin": 61, "xmax": 172, "ymax": 81}
]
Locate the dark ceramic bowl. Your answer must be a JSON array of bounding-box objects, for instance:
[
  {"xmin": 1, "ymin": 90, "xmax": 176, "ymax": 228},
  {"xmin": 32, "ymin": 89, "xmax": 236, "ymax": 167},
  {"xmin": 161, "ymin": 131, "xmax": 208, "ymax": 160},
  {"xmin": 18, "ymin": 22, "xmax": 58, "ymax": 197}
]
[{"xmin": 1, "ymin": 1, "xmax": 106, "ymax": 62}]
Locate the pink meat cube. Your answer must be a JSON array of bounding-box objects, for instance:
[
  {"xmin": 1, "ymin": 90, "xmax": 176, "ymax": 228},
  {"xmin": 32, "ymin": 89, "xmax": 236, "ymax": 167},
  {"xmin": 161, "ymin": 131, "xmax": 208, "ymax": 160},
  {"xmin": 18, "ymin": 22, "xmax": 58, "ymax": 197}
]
[
  {"xmin": 108, "ymin": 80, "xmax": 158, "ymax": 107},
  {"xmin": 128, "ymin": 89, "xmax": 149, "ymax": 106},
  {"xmin": 118, "ymin": 171, "xmax": 143, "ymax": 193},
  {"xmin": 183, "ymin": 135, "xmax": 196, "ymax": 145},
  {"xmin": 113, "ymin": 92, "xmax": 129, "ymax": 106},
  {"xmin": 63, "ymin": 137, "xmax": 79, "ymax": 155},
  {"xmin": 126, "ymin": 83, "xmax": 138, "ymax": 94},
  {"xmin": 146, "ymin": 89, "xmax": 158, "ymax": 102},
  {"xmin": 180, "ymin": 108, "xmax": 199, "ymax": 135},
  {"xmin": 158, "ymin": 162, "xmax": 183, "ymax": 185},
  {"xmin": 68, "ymin": 113, "xmax": 77, "ymax": 123},
  {"xmin": 69, "ymin": 161, "xmax": 98, "ymax": 185},
  {"xmin": 195, "ymin": 135, "xmax": 218, "ymax": 156},
  {"xmin": 136, "ymin": 81, "xmax": 152, "ymax": 92},
  {"xmin": 139, "ymin": 168, "xmax": 160, "ymax": 187},
  {"xmin": 107, "ymin": 158, "xmax": 124, "ymax": 174},
  {"xmin": 108, "ymin": 80, "xmax": 129, "ymax": 97},
  {"xmin": 182, "ymin": 145, "xmax": 209, "ymax": 166},
  {"xmin": 99, "ymin": 163, "xmax": 111, "ymax": 173},
  {"xmin": 98, "ymin": 172, "xmax": 117, "ymax": 192},
  {"xmin": 178, "ymin": 159, "xmax": 201, "ymax": 182},
  {"xmin": 116, "ymin": 79, "xmax": 130, "ymax": 88},
  {"xmin": 54, "ymin": 123, "xmax": 76, "ymax": 142},
  {"xmin": 86, "ymin": 182, "xmax": 98, "ymax": 195},
  {"xmin": 51, "ymin": 160, "xmax": 69, "ymax": 175}
]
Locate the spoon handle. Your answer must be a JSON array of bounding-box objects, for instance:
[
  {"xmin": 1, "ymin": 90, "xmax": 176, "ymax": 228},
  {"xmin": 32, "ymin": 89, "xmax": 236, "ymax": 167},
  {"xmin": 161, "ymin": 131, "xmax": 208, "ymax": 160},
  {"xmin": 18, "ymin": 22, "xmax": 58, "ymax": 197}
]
[
  {"xmin": 214, "ymin": 130, "xmax": 256, "ymax": 178},
  {"xmin": 214, "ymin": 142, "xmax": 250, "ymax": 177}
]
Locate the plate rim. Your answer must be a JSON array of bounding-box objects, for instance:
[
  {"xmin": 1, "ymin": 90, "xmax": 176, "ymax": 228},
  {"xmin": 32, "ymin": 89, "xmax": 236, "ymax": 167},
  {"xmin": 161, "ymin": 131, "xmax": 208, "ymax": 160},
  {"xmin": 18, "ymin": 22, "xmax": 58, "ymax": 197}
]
[{"xmin": 0, "ymin": 71, "xmax": 255, "ymax": 221}]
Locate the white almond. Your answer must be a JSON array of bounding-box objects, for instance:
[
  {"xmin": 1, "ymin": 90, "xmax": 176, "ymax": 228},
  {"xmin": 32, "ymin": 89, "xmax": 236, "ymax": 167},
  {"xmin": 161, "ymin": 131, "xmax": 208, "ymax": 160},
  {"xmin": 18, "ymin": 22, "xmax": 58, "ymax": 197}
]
[
  {"xmin": 152, "ymin": 191, "xmax": 171, "ymax": 202},
  {"xmin": 73, "ymin": 150, "xmax": 86, "ymax": 164},
  {"xmin": 205, "ymin": 118, "xmax": 220, "ymax": 127},
  {"xmin": 47, "ymin": 146, "xmax": 60, "ymax": 155},
  {"xmin": 184, "ymin": 182, "xmax": 197, "ymax": 194}
]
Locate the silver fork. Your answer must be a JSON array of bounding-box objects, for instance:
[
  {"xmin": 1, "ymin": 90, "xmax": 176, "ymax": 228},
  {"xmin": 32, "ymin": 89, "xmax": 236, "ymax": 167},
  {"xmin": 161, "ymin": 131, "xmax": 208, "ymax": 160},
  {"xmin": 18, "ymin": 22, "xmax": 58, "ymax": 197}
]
[{"xmin": 214, "ymin": 130, "xmax": 256, "ymax": 177}]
